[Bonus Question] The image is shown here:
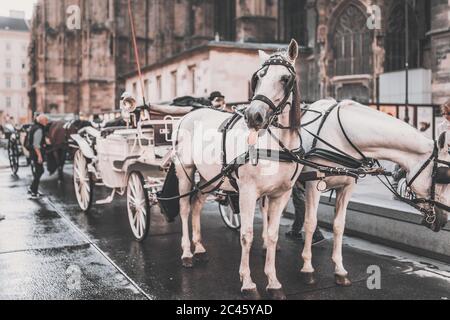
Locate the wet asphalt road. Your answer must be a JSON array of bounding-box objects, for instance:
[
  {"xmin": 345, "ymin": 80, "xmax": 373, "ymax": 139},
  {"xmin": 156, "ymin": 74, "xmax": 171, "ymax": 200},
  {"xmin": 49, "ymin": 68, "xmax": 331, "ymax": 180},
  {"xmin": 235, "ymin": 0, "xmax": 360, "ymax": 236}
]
[{"xmin": 0, "ymin": 149, "xmax": 449, "ymax": 300}]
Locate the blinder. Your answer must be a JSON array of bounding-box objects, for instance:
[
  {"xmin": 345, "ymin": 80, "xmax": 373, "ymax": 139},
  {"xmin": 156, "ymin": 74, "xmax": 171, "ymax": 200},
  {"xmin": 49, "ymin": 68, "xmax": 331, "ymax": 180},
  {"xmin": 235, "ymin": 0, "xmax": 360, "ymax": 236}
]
[{"xmin": 436, "ymin": 166, "xmax": 450, "ymax": 184}]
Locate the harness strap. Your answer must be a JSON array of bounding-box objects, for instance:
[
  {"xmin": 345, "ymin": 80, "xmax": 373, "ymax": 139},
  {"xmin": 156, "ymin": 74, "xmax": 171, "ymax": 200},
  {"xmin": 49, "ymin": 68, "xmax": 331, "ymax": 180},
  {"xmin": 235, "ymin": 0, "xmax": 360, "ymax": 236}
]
[
  {"xmin": 311, "ymin": 103, "xmax": 339, "ymax": 149},
  {"xmin": 337, "ymin": 105, "xmax": 370, "ymax": 163},
  {"xmin": 407, "ymin": 143, "xmax": 437, "ymax": 189}
]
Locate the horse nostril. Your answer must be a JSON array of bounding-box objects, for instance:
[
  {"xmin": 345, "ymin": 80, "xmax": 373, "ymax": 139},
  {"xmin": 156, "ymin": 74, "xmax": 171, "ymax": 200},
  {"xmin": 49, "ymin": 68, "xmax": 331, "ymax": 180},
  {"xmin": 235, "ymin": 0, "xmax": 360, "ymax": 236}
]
[{"xmin": 255, "ymin": 112, "xmax": 264, "ymax": 125}]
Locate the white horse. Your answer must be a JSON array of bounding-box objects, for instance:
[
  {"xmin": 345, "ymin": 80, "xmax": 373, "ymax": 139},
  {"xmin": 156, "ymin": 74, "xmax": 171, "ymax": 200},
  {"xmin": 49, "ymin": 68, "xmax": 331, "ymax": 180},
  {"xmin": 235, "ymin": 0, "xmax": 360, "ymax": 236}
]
[
  {"xmin": 173, "ymin": 40, "xmax": 303, "ymax": 299},
  {"xmin": 258, "ymin": 99, "xmax": 450, "ymax": 287}
]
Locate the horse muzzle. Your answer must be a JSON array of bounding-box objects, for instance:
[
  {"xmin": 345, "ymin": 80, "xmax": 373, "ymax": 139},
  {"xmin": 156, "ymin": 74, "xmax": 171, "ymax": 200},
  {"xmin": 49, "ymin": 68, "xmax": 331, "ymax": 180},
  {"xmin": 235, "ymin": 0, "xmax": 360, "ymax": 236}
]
[{"xmin": 245, "ymin": 104, "xmax": 268, "ymax": 131}]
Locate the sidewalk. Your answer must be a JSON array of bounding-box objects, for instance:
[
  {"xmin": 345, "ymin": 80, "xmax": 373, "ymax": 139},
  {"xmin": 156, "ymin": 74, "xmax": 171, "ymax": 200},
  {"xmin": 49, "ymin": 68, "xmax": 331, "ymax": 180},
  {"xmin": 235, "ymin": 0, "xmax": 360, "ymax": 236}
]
[{"xmin": 0, "ymin": 154, "xmax": 146, "ymax": 300}]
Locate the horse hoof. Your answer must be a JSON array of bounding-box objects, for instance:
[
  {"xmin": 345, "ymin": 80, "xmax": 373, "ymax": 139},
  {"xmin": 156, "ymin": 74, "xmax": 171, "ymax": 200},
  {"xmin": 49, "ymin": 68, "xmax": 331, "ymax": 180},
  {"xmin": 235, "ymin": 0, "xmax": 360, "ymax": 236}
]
[
  {"xmin": 267, "ymin": 288, "xmax": 287, "ymax": 300},
  {"xmin": 194, "ymin": 252, "xmax": 209, "ymax": 264},
  {"xmin": 182, "ymin": 257, "xmax": 194, "ymax": 268},
  {"xmin": 241, "ymin": 288, "xmax": 261, "ymax": 301},
  {"xmin": 335, "ymin": 274, "xmax": 352, "ymax": 287},
  {"xmin": 301, "ymin": 272, "xmax": 317, "ymax": 285}
]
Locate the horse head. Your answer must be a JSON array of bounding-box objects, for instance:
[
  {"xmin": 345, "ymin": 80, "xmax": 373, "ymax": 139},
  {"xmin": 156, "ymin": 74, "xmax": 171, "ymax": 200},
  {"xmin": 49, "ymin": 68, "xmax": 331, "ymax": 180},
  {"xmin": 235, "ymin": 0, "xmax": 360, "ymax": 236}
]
[{"xmin": 245, "ymin": 39, "xmax": 301, "ymax": 132}]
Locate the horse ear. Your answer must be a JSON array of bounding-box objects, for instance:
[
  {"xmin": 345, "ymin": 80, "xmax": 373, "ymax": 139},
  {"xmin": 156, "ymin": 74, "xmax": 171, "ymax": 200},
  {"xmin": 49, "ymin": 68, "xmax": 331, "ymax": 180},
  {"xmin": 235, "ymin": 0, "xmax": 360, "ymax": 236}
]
[
  {"xmin": 258, "ymin": 50, "xmax": 270, "ymax": 64},
  {"xmin": 288, "ymin": 39, "xmax": 299, "ymax": 62}
]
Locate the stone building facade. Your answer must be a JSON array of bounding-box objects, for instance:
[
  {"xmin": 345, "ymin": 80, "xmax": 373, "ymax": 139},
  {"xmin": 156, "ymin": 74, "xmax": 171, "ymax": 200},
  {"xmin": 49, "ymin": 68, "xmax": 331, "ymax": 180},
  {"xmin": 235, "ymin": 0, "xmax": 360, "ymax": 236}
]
[
  {"xmin": 0, "ymin": 12, "xmax": 30, "ymax": 125},
  {"xmin": 29, "ymin": 0, "xmax": 450, "ymax": 115}
]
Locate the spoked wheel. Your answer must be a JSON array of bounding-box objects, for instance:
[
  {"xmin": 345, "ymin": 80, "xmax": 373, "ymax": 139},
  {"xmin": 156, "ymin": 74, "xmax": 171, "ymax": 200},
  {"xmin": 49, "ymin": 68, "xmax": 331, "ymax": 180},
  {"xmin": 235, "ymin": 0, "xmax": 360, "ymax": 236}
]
[
  {"xmin": 73, "ymin": 150, "xmax": 93, "ymax": 212},
  {"xmin": 7, "ymin": 136, "xmax": 20, "ymax": 175},
  {"xmin": 127, "ymin": 172, "xmax": 151, "ymax": 242},
  {"xmin": 219, "ymin": 202, "xmax": 241, "ymax": 231}
]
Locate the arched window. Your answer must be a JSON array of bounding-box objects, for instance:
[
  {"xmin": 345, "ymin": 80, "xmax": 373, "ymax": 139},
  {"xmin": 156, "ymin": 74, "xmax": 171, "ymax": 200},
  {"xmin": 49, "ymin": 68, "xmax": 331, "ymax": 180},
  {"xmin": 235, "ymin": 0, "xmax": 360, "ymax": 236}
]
[
  {"xmin": 332, "ymin": 4, "xmax": 373, "ymax": 76},
  {"xmin": 384, "ymin": 3, "xmax": 418, "ymax": 72}
]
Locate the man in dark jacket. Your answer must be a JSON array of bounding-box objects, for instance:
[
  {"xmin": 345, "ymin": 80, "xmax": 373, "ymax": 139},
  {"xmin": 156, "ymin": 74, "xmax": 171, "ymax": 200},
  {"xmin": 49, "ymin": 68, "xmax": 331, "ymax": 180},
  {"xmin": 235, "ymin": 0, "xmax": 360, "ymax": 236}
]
[
  {"xmin": 286, "ymin": 183, "xmax": 326, "ymax": 245},
  {"xmin": 28, "ymin": 114, "xmax": 49, "ymax": 199}
]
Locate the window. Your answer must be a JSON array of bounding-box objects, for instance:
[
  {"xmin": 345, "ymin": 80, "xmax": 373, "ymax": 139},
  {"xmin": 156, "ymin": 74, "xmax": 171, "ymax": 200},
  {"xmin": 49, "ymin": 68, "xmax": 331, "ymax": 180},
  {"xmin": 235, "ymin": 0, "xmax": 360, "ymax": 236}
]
[
  {"xmin": 279, "ymin": 0, "xmax": 308, "ymax": 46},
  {"xmin": 171, "ymin": 71, "xmax": 178, "ymax": 98},
  {"xmin": 22, "ymin": 60, "xmax": 26, "ymax": 70},
  {"xmin": 21, "ymin": 78, "xmax": 27, "ymax": 89},
  {"xmin": 6, "ymin": 97, "xmax": 11, "ymax": 108},
  {"xmin": 214, "ymin": 0, "xmax": 236, "ymax": 41},
  {"xmin": 332, "ymin": 4, "xmax": 373, "ymax": 76},
  {"xmin": 188, "ymin": 66, "xmax": 196, "ymax": 95},
  {"xmin": 384, "ymin": 3, "xmax": 419, "ymax": 72},
  {"xmin": 6, "ymin": 43, "xmax": 11, "ymax": 51},
  {"xmin": 156, "ymin": 75, "xmax": 162, "ymax": 101},
  {"xmin": 6, "ymin": 58, "xmax": 11, "ymax": 69},
  {"xmin": 6, "ymin": 77, "xmax": 11, "ymax": 88}
]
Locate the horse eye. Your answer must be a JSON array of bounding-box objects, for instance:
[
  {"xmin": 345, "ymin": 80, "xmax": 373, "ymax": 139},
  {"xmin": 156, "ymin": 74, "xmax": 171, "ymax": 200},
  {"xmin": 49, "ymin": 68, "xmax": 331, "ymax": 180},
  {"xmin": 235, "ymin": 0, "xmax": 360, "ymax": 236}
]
[{"xmin": 281, "ymin": 75, "xmax": 291, "ymax": 84}]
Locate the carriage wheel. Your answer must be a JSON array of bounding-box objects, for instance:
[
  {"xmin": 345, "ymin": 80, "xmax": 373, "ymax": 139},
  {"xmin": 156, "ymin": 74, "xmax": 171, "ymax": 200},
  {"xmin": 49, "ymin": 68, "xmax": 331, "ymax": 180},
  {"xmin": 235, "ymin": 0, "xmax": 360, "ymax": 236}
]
[
  {"xmin": 7, "ymin": 137, "xmax": 20, "ymax": 175},
  {"xmin": 127, "ymin": 172, "xmax": 151, "ymax": 242},
  {"xmin": 219, "ymin": 203, "xmax": 241, "ymax": 231},
  {"xmin": 73, "ymin": 150, "xmax": 93, "ymax": 212}
]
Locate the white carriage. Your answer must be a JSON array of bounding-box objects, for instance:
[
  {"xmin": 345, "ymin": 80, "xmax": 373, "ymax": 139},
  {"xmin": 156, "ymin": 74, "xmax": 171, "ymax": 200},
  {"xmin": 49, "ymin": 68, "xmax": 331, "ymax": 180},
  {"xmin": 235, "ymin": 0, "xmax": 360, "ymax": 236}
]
[
  {"xmin": 71, "ymin": 93, "xmax": 242, "ymax": 242},
  {"xmin": 71, "ymin": 95, "xmax": 180, "ymax": 241}
]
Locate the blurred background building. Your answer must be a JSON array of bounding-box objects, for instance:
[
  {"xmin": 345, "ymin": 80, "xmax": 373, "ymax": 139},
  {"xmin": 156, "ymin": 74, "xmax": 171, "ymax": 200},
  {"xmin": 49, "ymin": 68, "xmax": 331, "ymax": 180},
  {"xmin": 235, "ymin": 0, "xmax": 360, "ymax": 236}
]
[
  {"xmin": 28, "ymin": 0, "xmax": 450, "ymax": 116},
  {"xmin": 0, "ymin": 11, "xmax": 30, "ymax": 126}
]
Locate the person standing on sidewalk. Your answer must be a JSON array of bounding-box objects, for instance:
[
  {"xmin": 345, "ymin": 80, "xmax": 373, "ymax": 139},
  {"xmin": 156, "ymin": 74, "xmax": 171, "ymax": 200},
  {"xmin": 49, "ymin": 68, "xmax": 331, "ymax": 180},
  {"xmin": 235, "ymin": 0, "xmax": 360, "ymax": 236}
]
[
  {"xmin": 286, "ymin": 183, "xmax": 326, "ymax": 245},
  {"xmin": 28, "ymin": 114, "xmax": 49, "ymax": 199}
]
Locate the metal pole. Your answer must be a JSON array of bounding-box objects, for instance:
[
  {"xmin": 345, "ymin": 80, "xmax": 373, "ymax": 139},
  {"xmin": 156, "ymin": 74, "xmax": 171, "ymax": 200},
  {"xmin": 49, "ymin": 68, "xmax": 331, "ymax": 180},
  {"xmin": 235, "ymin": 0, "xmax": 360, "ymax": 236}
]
[{"xmin": 404, "ymin": 0, "xmax": 410, "ymax": 123}]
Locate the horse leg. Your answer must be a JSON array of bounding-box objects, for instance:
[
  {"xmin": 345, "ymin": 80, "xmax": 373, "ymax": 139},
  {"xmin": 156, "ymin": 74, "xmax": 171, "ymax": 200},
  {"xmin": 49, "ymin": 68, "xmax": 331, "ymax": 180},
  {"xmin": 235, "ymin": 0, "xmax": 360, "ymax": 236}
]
[
  {"xmin": 177, "ymin": 165, "xmax": 195, "ymax": 268},
  {"xmin": 239, "ymin": 185, "xmax": 259, "ymax": 299},
  {"xmin": 261, "ymin": 197, "xmax": 281, "ymax": 254},
  {"xmin": 261, "ymin": 197, "xmax": 268, "ymax": 250},
  {"xmin": 191, "ymin": 189, "xmax": 209, "ymax": 263},
  {"xmin": 300, "ymin": 182, "xmax": 321, "ymax": 285},
  {"xmin": 58, "ymin": 150, "xmax": 66, "ymax": 182},
  {"xmin": 265, "ymin": 191, "xmax": 291, "ymax": 300},
  {"xmin": 333, "ymin": 184, "xmax": 354, "ymax": 287}
]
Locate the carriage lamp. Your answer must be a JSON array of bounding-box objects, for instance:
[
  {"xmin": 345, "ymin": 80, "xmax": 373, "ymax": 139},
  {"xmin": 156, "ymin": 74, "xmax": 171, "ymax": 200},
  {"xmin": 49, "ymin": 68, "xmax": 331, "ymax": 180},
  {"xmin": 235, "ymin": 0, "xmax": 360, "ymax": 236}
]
[{"xmin": 120, "ymin": 92, "xmax": 138, "ymax": 128}]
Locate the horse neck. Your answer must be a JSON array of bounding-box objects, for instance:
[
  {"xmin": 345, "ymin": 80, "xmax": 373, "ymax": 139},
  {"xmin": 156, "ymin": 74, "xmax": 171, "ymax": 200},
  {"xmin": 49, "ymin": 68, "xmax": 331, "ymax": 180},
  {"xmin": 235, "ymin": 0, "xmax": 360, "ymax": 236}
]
[
  {"xmin": 342, "ymin": 107, "xmax": 435, "ymax": 173},
  {"xmin": 276, "ymin": 98, "xmax": 299, "ymax": 149}
]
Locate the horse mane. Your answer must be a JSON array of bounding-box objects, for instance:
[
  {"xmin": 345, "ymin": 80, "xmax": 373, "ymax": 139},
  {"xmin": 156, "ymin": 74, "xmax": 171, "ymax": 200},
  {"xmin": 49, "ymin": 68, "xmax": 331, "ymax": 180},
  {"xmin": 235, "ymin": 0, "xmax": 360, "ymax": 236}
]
[
  {"xmin": 290, "ymin": 81, "xmax": 301, "ymax": 129},
  {"xmin": 271, "ymin": 51, "xmax": 301, "ymax": 129}
]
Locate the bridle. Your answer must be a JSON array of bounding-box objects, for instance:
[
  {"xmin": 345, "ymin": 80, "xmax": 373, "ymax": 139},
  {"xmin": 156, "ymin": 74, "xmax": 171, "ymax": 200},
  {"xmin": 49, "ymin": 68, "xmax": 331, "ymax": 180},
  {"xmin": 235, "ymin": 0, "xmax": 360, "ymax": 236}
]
[
  {"xmin": 402, "ymin": 142, "xmax": 450, "ymax": 225},
  {"xmin": 250, "ymin": 54, "xmax": 297, "ymax": 128}
]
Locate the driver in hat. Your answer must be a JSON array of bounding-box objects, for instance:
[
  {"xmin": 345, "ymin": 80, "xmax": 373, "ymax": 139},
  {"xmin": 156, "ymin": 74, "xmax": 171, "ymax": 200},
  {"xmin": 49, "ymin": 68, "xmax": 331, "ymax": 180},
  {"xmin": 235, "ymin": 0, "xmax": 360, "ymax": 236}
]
[{"xmin": 209, "ymin": 91, "xmax": 234, "ymax": 113}]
